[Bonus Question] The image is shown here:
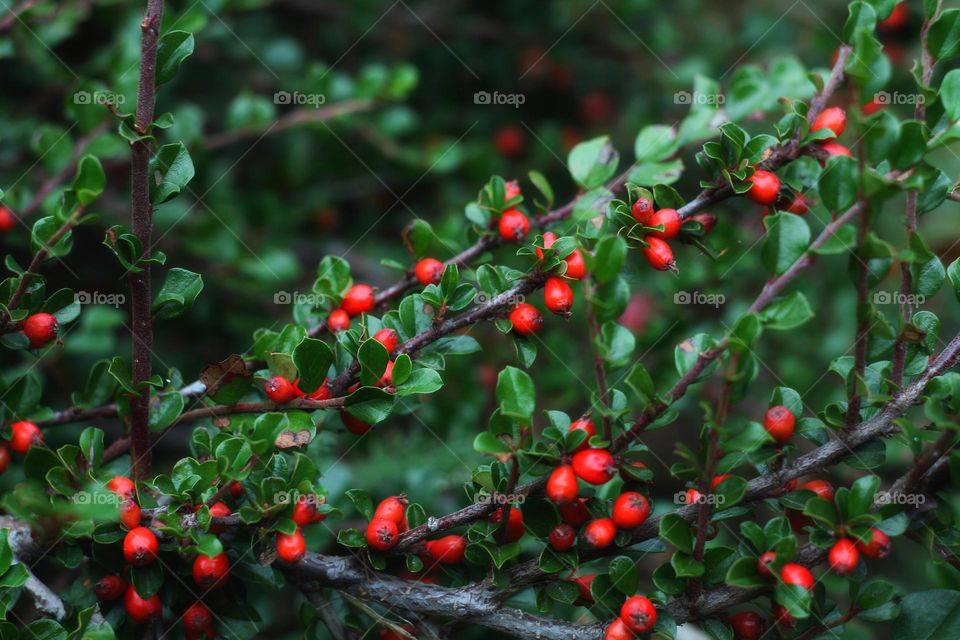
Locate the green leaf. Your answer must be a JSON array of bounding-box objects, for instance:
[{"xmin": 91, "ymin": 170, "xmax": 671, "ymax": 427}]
[
  {"xmin": 292, "ymin": 338, "xmax": 333, "ymax": 394},
  {"xmin": 660, "ymin": 513, "xmax": 694, "ymax": 554},
  {"xmin": 819, "ymin": 155, "xmax": 858, "ymax": 211},
  {"xmin": 942, "ymin": 70, "xmax": 960, "ymax": 121},
  {"xmin": 71, "ymin": 155, "xmax": 105, "ymax": 205},
  {"xmin": 592, "ymin": 235, "xmax": 626, "ymax": 285},
  {"xmin": 608, "ymin": 556, "xmax": 640, "ymax": 595},
  {"xmin": 344, "ymin": 387, "xmax": 394, "ymax": 424},
  {"xmin": 893, "ymin": 590, "xmax": 960, "ymax": 639},
  {"xmin": 156, "ymin": 31, "xmax": 195, "ymax": 85},
  {"xmin": 594, "ymin": 322, "xmax": 635, "ymax": 366},
  {"xmin": 149, "ymin": 143, "xmax": 195, "ymax": 204},
  {"xmin": 848, "ymin": 475, "xmax": 880, "ymax": 517},
  {"xmin": 725, "ymin": 556, "xmax": 766, "ymax": 588},
  {"xmin": 762, "ymin": 213, "xmax": 810, "ymax": 275},
  {"xmin": 357, "ymin": 339, "xmax": 389, "ymax": 387},
  {"xmin": 152, "ymin": 268, "xmax": 203, "ymax": 319},
  {"xmin": 396, "ymin": 367, "xmax": 443, "ymax": 396},
  {"xmin": 496, "ymin": 366, "xmax": 535, "ymax": 421},
  {"xmin": 568, "ymin": 136, "xmax": 619, "ymax": 190},
  {"xmin": 946, "ymin": 259, "xmax": 960, "ymax": 302},
  {"xmin": 759, "ymin": 292, "xmax": 814, "ymax": 330},
  {"xmin": 345, "ymin": 489, "xmax": 373, "ymax": 520},
  {"xmin": 928, "ymin": 9, "xmax": 960, "ymax": 61}
]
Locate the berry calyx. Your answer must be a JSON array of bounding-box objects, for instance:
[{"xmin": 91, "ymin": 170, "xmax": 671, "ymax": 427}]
[
  {"xmin": 340, "ymin": 411, "xmax": 371, "ymax": 435},
  {"xmin": 780, "ymin": 563, "xmax": 814, "ymax": 590},
  {"xmin": 276, "ymin": 528, "xmax": 307, "ymax": 562},
  {"xmin": 571, "ymin": 448, "xmax": 616, "ymax": 485},
  {"xmin": 293, "ymin": 495, "xmax": 327, "ymax": 526},
  {"xmin": 583, "ymin": 517, "xmax": 617, "ymax": 549},
  {"xmin": 758, "ymin": 551, "xmax": 777, "ymax": 577},
  {"xmin": 120, "ymin": 498, "xmax": 141, "ymax": 529},
  {"xmin": 265, "ymin": 376, "xmax": 298, "ymax": 404},
  {"xmin": 612, "ymin": 492, "xmax": 650, "ymax": 529},
  {"xmin": 809, "ymin": 106, "xmax": 846, "ymax": 140},
  {"xmin": 745, "ymin": 170, "xmax": 781, "ymax": 206},
  {"xmin": 568, "ymin": 418, "xmax": 596, "ymax": 451},
  {"xmin": 22, "ymin": 312, "xmax": 58, "ymax": 348},
  {"xmin": 558, "ymin": 498, "xmax": 592, "ymax": 526},
  {"xmin": 763, "ymin": 405, "xmax": 795, "ymax": 443},
  {"xmin": 373, "ymin": 328, "xmax": 398, "ymax": 353},
  {"xmin": 124, "ymin": 584, "xmax": 162, "ymax": 623},
  {"xmin": 856, "ymin": 528, "xmax": 891, "ymax": 559},
  {"xmin": 498, "ymin": 209, "xmax": 529, "ymax": 242},
  {"xmin": 107, "ymin": 475, "xmax": 135, "ymax": 497},
  {"xmin": 366, "ymin": 518, "xmax": 399, "ymax": 551},
  {"xmin": 342, "ymin": 284, "xmax": 376, "ymax": 316},
  {"xmin": 424, "ymin": 535, "xmax": 467, "ymax": 564},
  {"xmin": 646, "ymin": 208, "xmax": 681, "ymax": 240},
  {"xmin": 509, "ymin": 303, "xmax": 543, "ymax": 336},
  {"xmin": 544, "ymin": 277, "xmax": 574, "ymax": 317},
  {"xmin": 828, "ymin": 538, "xmax": 859, "ymax": 575},
  {"xmin": 729, "ymin": 611, "xmax": 764, "ymax": 640},
  {"xmin": 327, "ymin": 309, "xmax": 350, "ymax": 332},
  {"xmin": 9, "ymin": 420, "xmax": 43, "ymax": 454},
  {"xmin": 182, "ymin": 602, "xmax": 215, "ymax": 639},
  {"xmin": 548, "ymin": 523, "xmax": 576, "ymax": 551},
  {"xmin": 546, "ymin": 465, "xmax": 579, "ymax": 505},
  {"xmin": 631, "ymin": 197, "xmax": 654, "ymax": 224},
  {"xmin": 620, "ymin": 595, "xmax": 657, "ymax": 633},
  {"xmin": 641, "ymin": 237, "xmax": 676, "ymax": 272},
  {"xmin": 94, "ymin": 574, "xmax": 126, "ymax": 601},
  {"xmin": 192, "ymin": 552, "xmax": 229, "ymax": 590},
  {"xmin": 123, "ymin": 526, "xmax": 158, "ymax": 566},
  {"xmin": 490, "ymin": 506, "xmax": 524, "ymax": 542},
  {"xmin": 414, "ymin": 258, "xmax": 444, "ymax": 285}
]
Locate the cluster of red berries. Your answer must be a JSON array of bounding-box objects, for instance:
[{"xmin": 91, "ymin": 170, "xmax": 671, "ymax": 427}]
[
  {"xmin": 264, "ymin": 375, "xmax": 332, "ymax": 404},
  {"xmin": 497, "ymin": 180, "xmax": 529, "ymax": 242},
  {"xmin": 326, "ymin": 283, "xmax": 377, "ymax": 333},
  {"xmin": 0, "ymin": 420, "xmax": 44, "ymax": 473},
  {"xmin": 365, "ymin": 495, "xmax": 409, "ymax": 551},
  {"xmin": 276, "ymin": 493, "xmax": 328, "ymax": 563},
  {"xmin": 809, "ymin": 106, "xmax": 851, "ymax": 165},
  {"xmin": 630, "ymin": 197, "xmax": 679, "ymax": 272}
]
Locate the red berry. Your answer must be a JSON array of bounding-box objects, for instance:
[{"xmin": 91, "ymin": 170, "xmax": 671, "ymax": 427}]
[
  {"xmin": 546, "ymin": 465, "xmax": 579, "ymax": 505},
  {"xmin": 879, "ymin": 2, "xmax": 908, "ymax": 30},
  {"xmin": 535, "ymin": 231, "xmax": 558, "ymax": 262},
  {"xmin": 0, "ymin": 206, "xmax": 15, "ymax": 233},
  {"xmin": 265, "ymin": 376, "xmax": 297, "ymax": 404},
  {"xmin": 94, "ymin": 574, "xmax": 126, "ymax": 601},
  {"xmin": 327, "ymin": 308, "xmax": 350, "ymax": 332},
  {"xmin": 758, "ymin": 551, "xmax": 777, "ymax": 577},
  {"xmin": 0, "ymin": 443, "xmax": 8, "ymax": 474},
  {"xmin": 780, "ymin": 563, "xmax": 814, "ymax": 590},
  {"xmin": 9, "ymin": 420, "xmax": 42, "ymax": 454},
  {"xmin": 22, "ymin": 312, "xmax": 58, "ymax": 348},
  {"xmin": 829, "ymin": 538, "xmax": 859, "ymax": 575},
  {"xmin": 340, "ymin": 411, "xmax": 371, "ymax": 435},
  {"xmin": 544, "ymin": 277, "xmax": 574, "ymax": 316},
  {"xmin": 641, "ymin": 237, "xmax": 676, "ymax": 271},
  {"xmin": 120, "ymin": 498, "xmax": 141, "ymax": 529},
  {"xmin": 424, "ymin": 535, "xmax": 467, "ymax": 564},
  {"xmin": 504, "ymin": 180, "xmax": 521, "ymax": 201},
  {"xmin": 373, "ymin": 496, "xmax": 408, "ymax": 527},
  {"xmin": 377, "ymin": 360, "xmax": 395, "ymax": 387},
  {"xmin": 206, "ymin": 502, "xmax": 230, "ymax": 534},
  {"xmin": 571, "ymin": 448, "xmax": 616, "ymax": 485},
  {"xmin": 124, "ymin": 584, "xmax": 162, "ymax": 623},
  {"xmin": 631, "ymin": 197, "xmax": 654, "ymax": 224},
  {"xmin": 620, "ymin": 595, "xmax": 657, "ymax": 633},
  {"xmin": 568, "ymin": 418, "xmax": 596, "ymax": 451},
  {"xmin": 763, "ymin": 405, "xmax": 795, "ymax": 443},
  {"xmin": 564, "ymin": 248, "xmax": 586, "ymax": 279},
  {"xmin": 342, "ymin": 284, "xmax": 376, "ymax": 316},
  {"xmin": 499, "ymin": 209, "xmax": 529, "ymax": 242},
  {"xmin": 773, "ymin": 604, "xmax": 796, "ymax": 628},
  {"xmin": 688, "ymin": 212, "xmax": 716, "ymax": 233},
  {"xmin": 856, "ymin": 528, "xmax": 891, "ymax": 559},
  {"xmin": 548, "ymin": 523, "xmax": 576, "ymax": 551},
  {"xmin": 729, "ymin": 611, "xmax": 764, "ymax": 640},
  {"xmin": 509, "ymin": 303, "xmax": 543, "ymax": 336},
  {"xmin": 711, "ymin": 474, "xmax": 732, "ymax": 490},
  {"xmin": 107, "ymin": 475, "xmax": 135, "ymax": 497},
  {"xmin": 604, "ymin": 618, "xmax": 636, "ymax": 640},
  {"xmin": 785, "ymin": 194, "xmax": 810, "ymax": 215},
  {"xmin": 366, "ymin": 518, "xmax": 399, "ymax": 551},
  {"xmin": 306, "ymin": 379, "xmax": 331, "ymax": 400},
  {"xmin": 122, "ymin": 527, "xmax": 158, "ymax": 566},
  {"xmin": 612, "ymin": 492, "xmax": 650, "ymax": 529},
  {"xmin": 293, "ymin": 495, "xmax": 327, "ymax": 526},
  {"xmin": 182, "ymin": 602, "xmax": 215, "ymax": 639},
  {"xmin": 276, "ymin": 528, "xmax": 306, "ymax": 562},
  {"xmin": 801, "ymin": 479, "xmax": 834, "ymax": 501},
  {"xmin": 685, "ymin": 487, "xmax": 703, "ymax": 505},
  {"xmin": 583, "ymin": 518, "xmax": 617, "ymax": 549},
  {"xmin": 490, "ymin": 506, "xmax": 524, "ymax": 542},
  {"xmin": 809, "ymin": 106, "xmax": 847, "ymax": 140},
  {"xmin": 745, "ymin": 170, "xmax": 781, "ymax": 205},
  {"xmin": 494, "ymin": 125, "xmax": 526, "ymax": 157},
  {"xmin": 571, "ymin": 573, "xmax": 595, "ymax": 602},
  {"xmin": 414, "ymin": 258, "xmax": 444, "ymax": 286},
  {"xmin": 819, "ymin": 141, "xmax": 852, "ymax": 163},
  {"xmin": 646, "ymin": 208, "xmax": 681, "ymax": 240},
  {"xmin": 557, "ymin": 498, "xmax": 592, "ymax": 526},
  {"xmin": 192, "ymin": 552, "xmax": 229, "ymax": 590},
  {"xmin": 228, "ymin": 481, "xmax": 243, "ymax": 498},
  {"xmin": 373, "ymin": 328, "xmax": 398, "ymax": 353}
]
